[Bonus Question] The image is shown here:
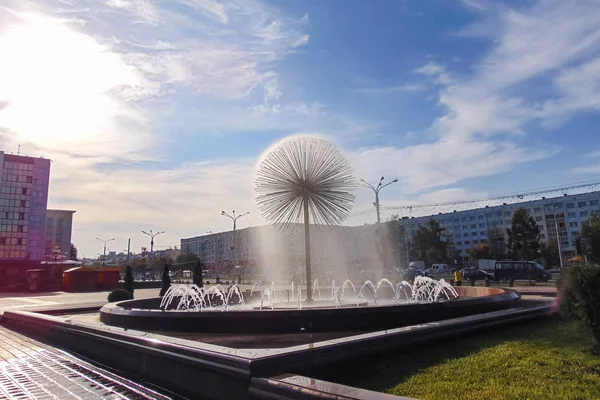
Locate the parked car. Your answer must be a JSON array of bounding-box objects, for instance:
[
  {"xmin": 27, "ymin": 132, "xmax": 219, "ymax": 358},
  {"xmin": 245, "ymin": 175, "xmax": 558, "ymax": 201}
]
[
  {"xmin": 461, "ymin": 267, "xmax": 494, "ymax": 282},
  {"xmin": 403, "ymin": 267, "xmax": 428, "ymax": 281},
  {"xmin": 494, "ymin": 261, "xmax": 552, "ymax": 283}
]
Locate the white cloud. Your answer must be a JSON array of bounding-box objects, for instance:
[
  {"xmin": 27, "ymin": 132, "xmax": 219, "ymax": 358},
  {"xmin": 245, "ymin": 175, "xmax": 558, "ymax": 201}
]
[
  {"xmin": 353, "ymin": 83, "xmax": 426, "ymax": 94},
  {"xmin": 350, "ymin": 137, "xmax": 555, "ymax": 195}
]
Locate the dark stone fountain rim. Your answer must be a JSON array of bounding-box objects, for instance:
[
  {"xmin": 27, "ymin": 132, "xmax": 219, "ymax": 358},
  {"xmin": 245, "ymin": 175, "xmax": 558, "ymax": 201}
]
[{"xmin": 99, "ymin": 286, "xmax": 521, "ymax": 333}]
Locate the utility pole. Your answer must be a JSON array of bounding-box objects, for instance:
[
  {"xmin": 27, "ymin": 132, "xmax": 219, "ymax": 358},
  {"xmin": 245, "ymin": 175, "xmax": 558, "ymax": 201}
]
[
  {"xmin": 221, "ymin": 210, "xmax": 250, "ymax": 281},
  {"xmin": 360, "ymin": 177, "xmax": 398, "ymax": 276},
  {"xmin": 127, "ymin": 238, "xmax": 131, "ymax": 262}
]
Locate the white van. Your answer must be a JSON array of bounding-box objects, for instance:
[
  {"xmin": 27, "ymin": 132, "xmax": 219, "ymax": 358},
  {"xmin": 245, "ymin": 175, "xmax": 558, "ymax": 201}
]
[{"xmin": 427, "ymin": 264, "xmax": 451, "ymax": 275}]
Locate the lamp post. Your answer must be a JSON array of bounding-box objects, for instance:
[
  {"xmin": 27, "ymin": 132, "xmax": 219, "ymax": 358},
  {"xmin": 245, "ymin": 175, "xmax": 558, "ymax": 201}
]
[
  {"xmin": 360, "ymin": 177, "xmax": 398, "ymax": 276},
  {"xmin": 96, "ymin": 237, "xmax": 115, "ymax": 263},
  {"xmin": 548, "ymin": 206, "xmax": 564, "ymax": 270},
  {"xmin": 221, "ymin": 210, "xmax": 249, "ymax": 281},
  {"xmin": 360, "ymin": 177, "xmax": 398, "ymax": 230},
  {"xmin": 141, "ymin": 230, "xmax": 164, "ymax": 254}
]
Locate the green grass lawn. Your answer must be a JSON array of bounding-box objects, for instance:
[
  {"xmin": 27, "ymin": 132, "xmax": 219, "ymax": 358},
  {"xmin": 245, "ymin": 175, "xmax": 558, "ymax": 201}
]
[{"xmin": 313, "ymin": 317, "xmax": 600, "ymax": 400}]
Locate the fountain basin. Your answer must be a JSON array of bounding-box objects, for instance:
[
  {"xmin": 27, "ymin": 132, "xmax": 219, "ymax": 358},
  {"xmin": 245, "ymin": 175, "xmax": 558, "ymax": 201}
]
[{"xmin": 99, "ymin": 286, "xmax": 520, "ymax": 333}]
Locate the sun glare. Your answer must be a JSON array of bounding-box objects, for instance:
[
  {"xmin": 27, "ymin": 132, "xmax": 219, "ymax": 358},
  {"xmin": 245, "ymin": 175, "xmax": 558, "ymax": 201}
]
[{"xmin": 0, "ymin": 14, "xmax": 137, "ymax": 146}]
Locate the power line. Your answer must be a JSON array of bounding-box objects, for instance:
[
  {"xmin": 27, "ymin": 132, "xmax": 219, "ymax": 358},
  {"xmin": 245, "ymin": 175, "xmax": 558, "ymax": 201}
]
[{"xmin": 349, "ymin": 179, "xmax": 600, "ymax": 218}]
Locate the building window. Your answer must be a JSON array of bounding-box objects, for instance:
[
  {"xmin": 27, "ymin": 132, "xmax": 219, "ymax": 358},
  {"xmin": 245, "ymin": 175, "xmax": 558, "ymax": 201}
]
[
  {"xmin": 496, "ymin": 212, "xmax": 502, "ymax": 216},
  {"xmin": 572, "ymin": 231, "xmax": 580, "ymax": 236},
  {"xmin": 580, "ymin": 211, "xmax": 588, "ymax": 217},
  {"xmin": 591, "ymin": 200, "xmax": 599, "ymax": 206},
  {"xmin": 0, "ymin": 238, "xmax": 5, "ymax": 245},
  {"xmin": 578, "ymin": 201, "xmax": 587, "ymax": 207},
  {"xmin": 480, "ymin": 231, "xmax": 486, "ymax": 236},
  {"xmin": 47, "ymin": 218, "xmax": 53, "ymax": 227},
  {"xmin": 455, "ymin": 234, "xmax": 461, "ymax": 238},
  {"xmin": 472, "ymin": 232, "xmax": 478, "ymax": 236},
  {"xmin": 534, "ymin": 207, "xmax": 541, "ymax": 213},
  {"xmin": 471, "ymin": 224, "xmax": 476, "ymax": 228},
  {"xmin": 25, "ymin": 176, "xmax": 32, "ymax": 183},
  {"xmin": 478, "ymin": 215, "xmax": 484, "ymax": 220},
  {"xmin": 18, "ymin": 212, "xmax": 24, "ymax": 220},
  {"xmin": 17, "ymin": 225, "xmax": 23, "ymax": 233},
  {"xmin": 505, "ymin": 211, "xmax": 511, "ymax": 216},
  {"xmin": 472, "ymin": 240, "xmax": 479, "ymax": 244},
  {"xmin": 570, "ymin": 222, "xmax": 578, "ymax": 228},
  {"xmin": 479, "ymin": 223, "xmax": 485, "ymax": 228},
  {"xmin": 456, "ymin": 241, "xmax": 462, "ymax": 246},
  {"xmin": 568, "ymin": 212, "xmax": 576, "ymax": 218},
  {"xmin": 463, "ymin": 225, "xmax": 468, "ymax": 230},
  {"xmin": 21, "ymin": 188, "xmax": 27, "ymax": 195},
  {"xmin": 469, "ymin": 216, "xmax": 475, "ymax": 221},
  {"xmin": 567, "ymin": 203, "xmax": 574, "ymax": 209},
  {"xmin": 535, "ymin": 216, "xmax": 543, "ymax": 221},
  {"xmin": 464, "ymin": 241, "xmax": 471, "ymax": 245},
  {"xmin": 462, "ymin": 217, "xmax": 468, "ymax": 222},
  {"xmin": 463, "ymin": 233, "xmax": 469, "ymax": 237},
  {"xmin": 540, "ymin": 234, "xmax": 546, "ymax": 239},
  {"xmin": 538, "ymin": 225, "xmax": 544, "ymax": 231}
]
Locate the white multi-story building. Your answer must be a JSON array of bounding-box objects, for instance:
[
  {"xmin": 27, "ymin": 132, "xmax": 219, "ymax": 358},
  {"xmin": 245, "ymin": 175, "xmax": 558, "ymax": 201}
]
[{"xmin": 401, "ymin": 191, "xmax": 600, "ymax": 263}]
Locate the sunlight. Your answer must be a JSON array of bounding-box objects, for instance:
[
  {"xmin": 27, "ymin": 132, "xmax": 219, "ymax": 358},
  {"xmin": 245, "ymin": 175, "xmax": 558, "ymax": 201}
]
[{"xmin": 0, "ymin": 14, "xmax": 138, "ymax": 146}]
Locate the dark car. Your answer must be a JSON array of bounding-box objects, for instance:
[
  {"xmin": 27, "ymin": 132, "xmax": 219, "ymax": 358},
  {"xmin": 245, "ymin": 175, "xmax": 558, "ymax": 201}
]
[
  {"xmin": 402, "ymin": 267, "xmax": 428, "ymax": 281},
  {"xmin": 461, "ymin": 268, "xmax": 494, "ymax": 282},
  {"xmin": 494, "ymin": 261, "xmax": 552, "ymax": 283}
]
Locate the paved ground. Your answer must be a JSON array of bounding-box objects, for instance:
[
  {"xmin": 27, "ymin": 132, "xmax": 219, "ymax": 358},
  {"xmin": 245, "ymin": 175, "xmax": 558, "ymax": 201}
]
[
  {"xmin": 0, "ymin": 326, "xmax": 176, "ymax": 399},
  {"xmin": 0, "ymin": 289, "xmax": 160, "ymax": 314}
]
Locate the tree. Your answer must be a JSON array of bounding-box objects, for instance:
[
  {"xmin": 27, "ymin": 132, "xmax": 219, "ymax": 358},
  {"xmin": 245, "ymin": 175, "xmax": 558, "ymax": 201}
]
[
  {"xmin": 487, "ymin": 227, "xmax": 506, "ymax": 260},
  {"xmin": 467, "ymin": 243, "xmax": 490, "ymax": 261},
  {"xmin": 582, "ymin": 213, "xmax": 600, "ymax": 262},
  {"xmin": 159, "ymin": 264, "xmax": 171, "ymax": 297},
  {"xmin": 540, "ymin": 239, "xmax": 560, "ymax": 269},
  {"xmin": 193, "ymin": 260, "xmax": 204, "ymax": 287},
  {"xmin": 413, "ymin": 219, "xmax": 448, "ymax": 263},
  {"xmin": 506, "ymin": 208, "xmax": 540, "ymax": 261},
  {"xmin": 69, "ymin": 244, "xmax": 78, "ymax": 261},
  {"xmin": 176, "ymin": 253, "xmax": 200, "ymax": 264},
  {"xmin": 124, "ymin": 265, "xmax": 134, "ymax": 299}
]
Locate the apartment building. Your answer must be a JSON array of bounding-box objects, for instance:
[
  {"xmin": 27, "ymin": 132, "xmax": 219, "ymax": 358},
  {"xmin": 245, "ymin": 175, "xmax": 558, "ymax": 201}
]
[
  {"xmin": 401, "ymin": 191, "xmax": 600, "ymax": 262},
  {"xmin": 0, "ymin": 152, "xmax": 51, "ymax": 261}
]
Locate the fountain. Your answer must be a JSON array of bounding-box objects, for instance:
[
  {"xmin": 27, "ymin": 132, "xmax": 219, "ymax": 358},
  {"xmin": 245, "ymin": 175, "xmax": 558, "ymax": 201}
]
[{"xmin": 100, "ymin": 136, "xmax": 522, "ymax": 333}]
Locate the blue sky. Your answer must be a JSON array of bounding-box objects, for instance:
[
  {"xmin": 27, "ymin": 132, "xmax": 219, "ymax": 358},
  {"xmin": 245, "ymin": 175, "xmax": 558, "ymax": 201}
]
[{"xmin": 1, "ymin": 0, "xmax": 600, "ymax": 258}]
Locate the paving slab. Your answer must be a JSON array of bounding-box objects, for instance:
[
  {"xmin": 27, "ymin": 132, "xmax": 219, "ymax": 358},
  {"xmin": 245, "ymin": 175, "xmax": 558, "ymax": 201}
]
[{"xmin": 0, "ymin": 326, "xmax": 175, "ymax": 400}]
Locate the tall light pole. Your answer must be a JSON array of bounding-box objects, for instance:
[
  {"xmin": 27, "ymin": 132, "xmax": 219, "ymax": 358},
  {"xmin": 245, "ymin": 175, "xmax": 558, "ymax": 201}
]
[
  {"xmin": 141, "ymin": 230, "xmax": 164, "ymax": 255},
  {"xmin": 548, "ymin": 206, "xmax": 564, "ymax": 269},
  {"xmin": 360, "ymin": 177, "xmax": 398, "ymax": 230},
  {"xmin": 221, "ymin": 210, "xmax": 249, "ymax": 279},
  {"xmin": 360, "ymin": 177, "xmax": 398, "ymax": 276},
  {"xmin": 96, "ymin": 237, "xmax": 115, "ymax": 263}
]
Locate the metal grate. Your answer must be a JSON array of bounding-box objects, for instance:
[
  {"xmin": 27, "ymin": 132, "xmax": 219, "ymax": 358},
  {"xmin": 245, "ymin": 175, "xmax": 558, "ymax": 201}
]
[{"xmin": 0, "ymin": 349, "xmax": 173, "ymax": 400}]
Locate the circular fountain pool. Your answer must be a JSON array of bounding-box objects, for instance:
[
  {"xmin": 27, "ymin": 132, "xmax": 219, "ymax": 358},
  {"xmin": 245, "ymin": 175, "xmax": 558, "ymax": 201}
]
[{"xmin": 99, "ymin": 277, "xmax": 521, "ymax": 333}]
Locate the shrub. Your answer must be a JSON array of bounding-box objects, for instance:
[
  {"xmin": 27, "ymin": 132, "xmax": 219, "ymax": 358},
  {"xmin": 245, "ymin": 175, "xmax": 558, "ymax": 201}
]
[
  {"xmin": 124, "ymin": 265, "xmax": 135, "ymax": 299},
  {"xmin": 558, "ymin": 264, "xmax": 600, "ymax": 344},
  {"xmin": 108, "ymin": 288, "xmax": 131, "ymax": 302},
  {"xmin": 159, "ymin": 264, "xmax": 171, "ymax": 297},
  {"xmin": 193, "ymin": 260, "xmax": 204, "ymax": 288}
]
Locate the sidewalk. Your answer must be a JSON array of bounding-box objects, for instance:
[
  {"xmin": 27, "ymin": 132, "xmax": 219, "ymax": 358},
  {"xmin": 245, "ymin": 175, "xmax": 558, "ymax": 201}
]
[{"xmin": 0, "ymin": 326, "xmax": 174, "ymax": 399}]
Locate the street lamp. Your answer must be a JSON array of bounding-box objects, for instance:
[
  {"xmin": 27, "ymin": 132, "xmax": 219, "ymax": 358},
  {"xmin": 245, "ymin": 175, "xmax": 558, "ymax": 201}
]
[
  {"xmin": 360, "ymin": 177, "xmax": 398, "ymax": 230},
  {"xmin": 96, "ymin": 237, "xmax": 115, "ymax": 262},
  {"xmin": 141, "ymin": 230, "xmax": 164, "ymax": 254},
  {"xmin": 221, "ymin": 210, "xmax": 250, "ymax": 281},
  {"xmin": 360, "ymin": 177, "xmax": 398, "ymax": 276},
  {"xmin": 547, "ymin": 206, "xmax": 564, "ymax": 269}
]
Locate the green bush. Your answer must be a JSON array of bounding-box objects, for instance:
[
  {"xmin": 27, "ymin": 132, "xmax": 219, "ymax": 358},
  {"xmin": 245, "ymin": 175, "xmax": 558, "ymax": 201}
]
[
  {"xmin": 558, "ymin": 264, "xmax": 600, "ymax": 344},
  {"xmin": 108, "ymin": 288, "xmax": 132, "ymax": 302}
]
